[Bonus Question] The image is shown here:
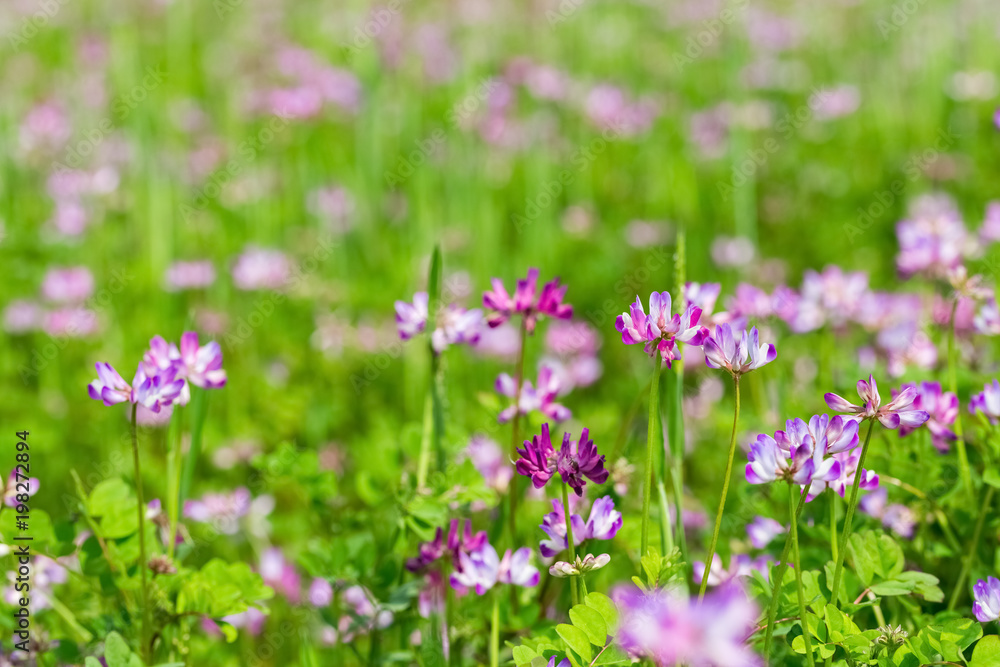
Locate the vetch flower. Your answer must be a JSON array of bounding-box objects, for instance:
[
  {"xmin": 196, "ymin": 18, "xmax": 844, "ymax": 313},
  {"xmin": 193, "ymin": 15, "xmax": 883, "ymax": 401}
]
[
  {"xmin": 449, "ymin": 542, "xmax": 539, "ymax": 594},
  {"xmin": 430, "ymin": 304, "xmax": 482, "ymax": 353},
  {"xmin": 465, "ymin": 435, "xmax": 513, "ymax": 492},
  {"xmin": 969, "ymin": 379, "xmax": 1000, "ymax": 423},
  {"xmin": 498, "ymin": 547, "xmax": 541, "ymax": 587},
  {"xmin": 615, "ymin": 291, "xmax": 708, "ymax": 365},
  {"xmin": 482, "ymin": 267, "xmax": 572, "ymax": 333},
  {"xmin": 549, "ymin": 553, "xmax": 611, "ymax": 578},
  {"xmin": 516, "ymin": 423, "xmax": 557, "ymax": 489},
  {"xmin": 745, "ymin": 426, "xmax": 840, "ymax": 488},
  {"xmin": 496, "ymin": 366, "xmax": 570, "ymax": 423},
  {"xmin": 703, "ymin": 324, "xmax": 776, "ymax": 377},
  {"xmin": 131, "ymin": 365, "xmax": 185, "ymax": 413},
  {"xmin": 808, "ymin": 448, "xmax": 879, "ymax": 500},
  {"xmin": 746, "ymin": 516, "xmax": 785, "ymax": 549},
  {"xmin": 825, "ymin": 375, "xmax": 930, "ymax": 429},
  {"xmin": 694, "ymin": 554, "xmax": 773, "ymax": 588},
  {"xmin": 538, "ymin": 496, "xmax": 622, "ymax": 557},
  {"xmin": 176, "ymin": 332, "xmax": 228, "ymax": 391},
  {"xmin": 87, "ymin": 362, "xmax": 133, "ymax": 406},
  {"xmin": 973, "ymin": 576, "xmax": 1000, "ymax": 623},
  {"xmin": 395, "ymin": 292, "xmax": 428, "ymax": 340},
  {"xmin": 555, "ymin": 427, "xmax": 608, "ymax": 496},
  {"xmin": 893, "ymin": 381, "xmax": 957, "ymax": 452}
]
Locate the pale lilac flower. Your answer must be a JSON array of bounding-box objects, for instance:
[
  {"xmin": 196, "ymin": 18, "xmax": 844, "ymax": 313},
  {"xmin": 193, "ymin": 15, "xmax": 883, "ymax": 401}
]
[
  {"xmin": 498, "ymin": 547, "xmax": 540, "ymax": 587},
  {"xmin": 746, "ymin": 516, "xmax": 785, "ymax": 549},
  {"xmin": 430, "ymin": 304, "xmax": 482, "ymax": 353},
  {"xmin": 809, "ymin": 448, "xmax": 879, "ymax": 500},
  {"xmin": 895, "ymin": 198, "xmax": 968, "ymax": 278},
  {"xmin": 184, "ymin": 487, "xmax": 252, "ymax": 535},
  {"xmin": 694, "ymin": 554, "xmax": 773, "ymax": 588},
  {"xmin": 549, "ymin": 553, "xmax": 611, "ymax": 578},
  {"xmin": 449, "ymin": 542, "xmax": 539, "ymax": 595},
  {"xmin": 176, "ymin": 332, "xmax": 227, "ymax": 390},
  {"xmin": 3, "ymin": 300, "xmax": 43, "ymax": 334},
  {"xmin": 711, "ymin": 236, "xmax": 756, "ymax": 268},
  {"xmin": 465, "ymin": 435, "xmax": 513, "ymax": 492},
  {"xmin": 797, "ymin": 266, "xmax": 870, "ymax": 329},
  {"xmin": 134, "ymin": 403, "xmax": 174, "ymax": 428},
  {"xmin": 496, "ymin": 366, "xmax": 570, "ymax": 423},
  {"xmin": 811, "ymin": 85, "xmax": 861, "ymax": 120},
  {"xmin": 539, "ymin": 496, "xmax": 621, "ymax": 558},
  {"xmin": 703, "ymin": 324, "xmax": 776, "ymax": 377},
  {"xmin": 974, "ymin": 299, "xmax": 1000, "ymax": 335},
  {"xmin": 893, "ymin": 382, "xmax": 957, "ymax": 452},
  {"xmin": 164, "ymin": 260, "xmax": 216, "ymax": 291},
  {"xmin": 131, "ymin": 365, "xmax": 185, "ymax": 413},
  {"xmin": 232, "ymin": 247, "xmax": 291, "ymax": 290},
  {"xmin": 859, "ymin": 488, "xmax": 916, "ymax": 539},
  {"xmin": 307, "ymin": 185, "xmax": 355, "ymax": 233},
  {"xmin": 973, "ymin": 577, "xmax": 1000, "ymax": 623},
  {"xmin": 4, "ymin": 556, "xmax": 67, "ymax": 612},
  {"xmin": 615, "ymin": 291, "xmax": 708, "ymax": 365},
  {"xmin": 309, "ymin": 578, "xmax": 334, "ymax": 607},
  {"xmin": 969, "ymin": 380, "xmax": 1000, "ymax": 423},
  {"xmin": 684, "ymin": 282, "xmax": 723, "ymax": 324},
  {"xmin": 3, "ymin": 471, "xmax": 39, "ymax": 509},
  {"xmin": 979, "ymin": 202, "xmax": 1000, "ymax": 244},
  {"xmin": 88, "ymin": 362, "xmax": 134, "ymax": 406},
  {"xmin": 41, "ymin": 267, "xmax": 94, "ymax": 303},
  {"xmin": 613, "ymin": 582, "xmax": 761, "ymax": 667},
  {"xmin": 877, "ymin": 323, "xmax": 938, "ymax": 378},
  {"xmin": 260, "ymin": 547, "xmax": 301, "ymax": 604},
  {"xmin": 583, "ymin": 84, "xmax": 658, "ymax": 136},
  {"xmin": 825, "ymin": 375, "xmax": 930, "ymax": 429},
  {"xmin": 395, "ymin": 292, "xmax": 428, "ymax": 340},
  {"xmin": 43, "ymin": 307, "xmax": 99, "ymax": 337},
  {"xmin": 482, "ymin": 268, "xmax": 572, "ymax": 333},
  {"xmin": 745, "ymin": 430, "xmax": 839, "ymax": 488}
]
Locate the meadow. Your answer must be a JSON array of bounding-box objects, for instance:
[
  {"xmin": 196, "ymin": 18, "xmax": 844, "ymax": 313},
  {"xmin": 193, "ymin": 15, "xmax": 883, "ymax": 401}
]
[{"xmin": 1, "ymin": 0, "xmax": 1000, "ymax": 664}]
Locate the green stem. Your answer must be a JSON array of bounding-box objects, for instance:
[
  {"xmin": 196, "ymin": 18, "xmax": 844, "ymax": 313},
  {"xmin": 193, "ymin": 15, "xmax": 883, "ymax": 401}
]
[
  {"xmin": 763, "ymin": 490, "xmax": 808, "ymax": 660},
  {"xmin": 507, "ymin": 318, "xmax": 528, "ymax": 545},
  {"xmin": 829, "ymin": 419, "xmax": 876, "ymax": 608},
  {"xmin": 641, "ymin": 349, "xmax": 663, "ymax": 558},
  {"xmin": 669, "ymin": 233, "xmax": 690, "ymax": 570},
  {"xmin": 131, "ymin": 404, "xmax": 151, "ymax": 663},
  {"xmin": 489, "ymin": 593, "xmax": 499, "ymax": 667},
  {"xmin": 178, "ymin": 388, "xmax": 208, "ymax": 507},
  {"xmin": 947, "ymin": 485, "xmax": 996, "ymax": 610},
  {"xmin": 828, "ymin": 491, "xmax": 838, "ymax": 563},
  {"xmin": 563, "ymin": 482, "xmax": 580, "ymax": 607},
  {"xmin": 167, "ymin": 403, "xmax": 184, "ymax": 558},
  {"xmin": 947, "ymin": 299, "xmax": 973, "ymax": 499},
  {"xmin": 790, "ymin": 486, "xmax": 815, "ymax": 667},
  {"xmin": 699, "ymin": 374, "xmax": 741, "ymax": 601},
  {"xmin": 657, "ymin": 480, "xmax": 675, "ymax": 554},
  {"xmin": 416, "ymin": 349, "xmax": 441, "ymax": 491}
]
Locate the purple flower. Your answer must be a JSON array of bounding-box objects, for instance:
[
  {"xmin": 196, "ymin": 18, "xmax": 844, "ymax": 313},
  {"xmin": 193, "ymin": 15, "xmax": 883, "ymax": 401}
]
[
  {"xmin": 546, "ymin": 657, "xmax": 571, "ymax": 667},
  {"xmin": 893, "ymin": 382, "xmax": 957, "ymax": 452},
  {"xmin": 515, "ymin": 423, "xmax": 557, "ymax": 489},
  {"xmin": 808, "ymin": 448, "xmax": 879, "ymax": 500},
  {"xmin": 259, "ymin": 547, "xmax": 301, "ymax": 604},
  {"xmin": 449, "ymin": 542, "xmax": 539, "ymax": 595},
  {"xmin": 539, "ymin": 496, "xmax": 622, "ymax": 558},
  {"xmin": 430, "ymin": 304, "xmax": 482, "ymax": 353},
  {"xmin": 41, "ymin": 266, "xmax": 94, "ymax": 303},
  {"xmin": 232, "ymin": 246, "xmax": 292, "ymax": 291},
  {"xmin": 974, "ymin": 576, "xmax": 1000, "ymax": 623},
  {"xmin": 895, "ymin": 198, "xmax": 968, "ymax": 279},
  {"xmin": 496, "ymin": 366, "xmax": 570, "ymax": 423},
  {"xmin": 87, "ymin": 362, "xmax": 134, "ymax": 406},
  {"xmin": 858, "ymin": 487, "xmax": 916, "ymax": 539},
  {"xmin": 556, "ymin": 428, "xmax": 608, "ymax": 496},
  {"xmin": 482, "ymin": 268, "xmax": 572, "ymax": 333},
  {"xmin": 613, "ymin": 582, "xmax": 761, "ymax": 667},
  {"xmin": 184, "ymin": 487, "xmax": 252, "ymax": 535},
  {"xmin": 746, "ymin": 516, "xmax": 785, "ymax": 549},
  {"xmin": 498, "ymin": 547, "xmax": 540, "ymax": 587},
  {"xmin": 969, "ymin": 379, "xmax": 1000, "ymax": 423},
  {"xmin": 395, "ymin": 292, "xmax": 428, "ymax": 340},
  {"xmin": 164, "ymin": 260, "xmax": 217, "ymax": 291},
  {"xmin": 704, "ymin": 324, "xmax": 776, "ymax": 377},
  {"xmin": 406, "ymin": 526, "xmax": 448, "ymax": 572},
  {"xmin": 745, "ymin": 430, "xmax": 839, "ymax": 488},
  {"xmin": 825, "ymin": 375, "xmax": 930, "ymax": 429},
  {"xmin": 308, "ymin": 578, "xmax": 334, "ymax": 607},
  {"xmin": 615, "ymin": 291, "xmax": 708, "ymax": 366},
  {"xmin": 694, "ymin": 554, "xmax": 773, "ymax": 588},
  {"xmin": 132, "ymin": 365, "xmax": 185, "ymax": 413},
  {"xmin": 177, "ymin": 332, "xmax": 227, "ymax": 390},
  {"xmin": 3, "ymin": 470, "xmax": 39, "ymax": 509},
  {"xmin": 465, "ymin": 436, "xmax": 513, "ymax": 492}
]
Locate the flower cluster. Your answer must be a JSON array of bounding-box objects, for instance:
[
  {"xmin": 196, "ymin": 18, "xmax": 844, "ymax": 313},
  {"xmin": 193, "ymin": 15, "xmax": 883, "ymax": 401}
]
[
  {"xmin": 615, "ymin": 291, "xmax": 707, "ymax": 365},
  {"xmin": 483, "ymin": 267, "xmax": 572, "ymax": 333},
  {"xmin": 516, "ymin": 423, "xmax": 608, "ymax": 496},
  {"xmin": 613, "ymin": 582, "xmax": 761, "ymax": 667},
  {"xmin": 394, "ymin": 291, "xmax": 483, "ymax": 354},
  {"xmin": 825, "ymin": 375, "xmax": 929, "ymax": 429},
  {"xmin": 703, "ymin": 324, "xmax": 777, "ymax": 377},
  {"xmin": 746, "ymin": 414, "xmax": 860, "ymax": 490},
  {"xmin": 88, "ymin": 332, "xmax": 227, "ymax": 414},
  {"xmin": 974, "ymin": 576, "xmax": 1000, "ymax": 623},
  {"xmin": 538, "ymin": 496, "xmax": 622, "ymax": 558},
  {"xmin": 406, "ymin": 519, "xmax": 539, "ymax": 595},
  {"xmin": 495, "ymin": 365, "xmax": 570, "ymax": 423},
  {"xmin": 894, "ymin": 381, "xmax": 958, "ymax": 452},
  {"xmin": 969, "ymin": 379, "xmax": 1000, "ymax": 423}
]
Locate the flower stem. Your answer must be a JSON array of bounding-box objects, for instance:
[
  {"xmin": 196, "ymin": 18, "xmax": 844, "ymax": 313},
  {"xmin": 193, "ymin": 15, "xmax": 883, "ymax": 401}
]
[
  {"xmin": 563, "ymin": 481, "xmax": 580, "ymax": 606},
  {"xmin": 947, "ymin": 299, "xmax": 973, "ymax": 499},
  {"xmin": 416, "ymin": 349, "xmax": 442, "ymax": 491},
  {"xmin": 829, "ymin": 418, "xmax": 876, "ymax": 608},
  {"xmin": 131, "ymin": 403, "xmax": 151, "ymax": 663},
  {"xmin": 763, "ymin": 490, "xmax": 808, "ymax": 660},
  {"xmin": 667, "ymin": 356, "xmax": 689, "ymax": 572},
  {"xmin": 167, "ymin": 403, "xmax": 185, "ymax": 558},
  {"xmin": 828, "ymin": 491, "xmax": 838, "ymax": 563},
  {"xmin": 489, "ymin": 593, "xmax": 499, "ymax": 667},
  {"xmin": 641, "ymin": 349, "xmax": 663, "ymax": 558},
  {"xmin": 699, "ymin": 374, "xmax": 740, "ymax": 601},
  {"xmin": 508, "ymin": 318, "xmax": 528, "ymax": 544},
  {"xmin": 947, "ymin": 484, "xmax": 996, "ymax": 610},
  {"xmin": 790, "ymin": 486, "xmax": 815, "ymax": 667}
]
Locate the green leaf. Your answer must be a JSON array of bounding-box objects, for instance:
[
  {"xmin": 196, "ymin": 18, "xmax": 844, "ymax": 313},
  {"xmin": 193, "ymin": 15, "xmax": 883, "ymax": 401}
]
[
  {"xmin": 557, "ymin": 624, "xmax": 593, "ymax": 663},
  {"xmin": 922, "ymin": 618, "xmax": 982, "ymax": 662},
  {"xmin": 512, "ymin": 645, "xmax": 540, "ymax": 666},
  {"xmin": 584, "ymin": 592, "xmax": 619, "ymax": 636},
  {"xmin": 85, "ymin": 659, "xmax": 104, "ymax": 667},
  {"xmin": 870, "ymin": 580, "xmax": 915, "ymax": 597},
  {"xmin": 983, "ymin": 468, "xmax": 1000, "ymax": 489},
  {"xmin": 99, "ymin": 500, "xmax": 140, "ymax": 539},
  {"xmin": 104, "ymin": 632, "xmax": 134, "ymax": 667},
  {"xmin": 569, "ymin": 604, "xmax": 608, "ymax": 646},
  {"xmin": 592, "ymin": 644, "xmax": 630, "ymax": 665},
  {"xmin": 848, "ymin": 531, "xmax": 904, "ymax": 587},
  {"xmin": 88, "ymin": 479, "xmax": 135, "ymax": 516},
  {"xmin": 823, "ymin": 604, "xmax": 860, "ymax": 642},
  {"xmin": 971, "ymin": 635, "xmax": 1000, "ymax": 666}
]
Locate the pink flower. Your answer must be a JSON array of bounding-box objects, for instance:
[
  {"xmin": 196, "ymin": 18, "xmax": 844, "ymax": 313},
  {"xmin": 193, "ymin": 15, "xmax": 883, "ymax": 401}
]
[
  {"xmin": 482, "ymin": 268, "xmax": 572, "ymax": 333},
  {"xmin": 41, "ymin": 267, "xmax": 94, "ymax": 303},
  {"xmin": 703, "ymin": 324, "xmax": 776, "ymax": 377},
  {"xmin": 495, "ymin": 366, "xmax": 570, "ymax": 423},
  {"xmin": 164, "ymin": 260, "xmax": 216, "ymax": 291},
  {"xmin": 893, "ymin": 381, "xmax": 957, "ymax": 452},
  {"xmin": 232, "ymin": 246, "xmax": 291, "ymax": 290},
  {"xmin": 825, "ymin": 375, "xmax": 930, "ymax": 429},
  {"xmin": 615, "ymin": 291, "xmax": 708, "ymax": 365}
]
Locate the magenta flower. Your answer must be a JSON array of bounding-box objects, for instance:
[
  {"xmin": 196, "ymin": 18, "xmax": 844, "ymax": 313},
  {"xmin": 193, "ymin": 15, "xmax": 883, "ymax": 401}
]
[
  {"xmin": 260, "ymin": 547, "xmax": 302, "ymax": 604},
  {"xmin": 308, "ymin": 578, "xmax": 334, "ymax": 607},
  {"xmin": 87, "ymin": 362, "xmax": 134, "ymax": 406},
  {"xmin": 495, "ymin": 365, "xmax": 570, "ymax": 423},
  {"xmin": 515, "ymin": 423, "xmax": 557, "ymax": 489},
  {"xmin": 704, "ymin": 324, "xmax": 776, "ymax": 377},
  {"xmin": 41, "ymin": 266, "xmax": 94, "ymax": 303},
  {"xmin": 3, "ymin": 470, "xmax": 39, "ymax": 508},
  {"xmin": 974, "ymin": 577, "xmax": 1000, "ymax": 623},
  {"xmin": 613, "ymin": 581, "xmax": 761, "ymax": 667},
  {"xmin": 177, "ymin": 332, "xmax": 227, "ymax": 390},
  {"xmin": 746, "ymin": 516, "xmax": 785, "ymax": 550},
  {"xmin": 825, "ymin": 375, "xmax": 930, "ymax": 429},
  {"xmin": 615, "ymin": 291, "xmax": 708, "ymax": 366},
  {"xmin": 969, "ymin": 379, "xmax": 1000, "ymax": 423},
  {"xmin": 482, "ymin": 267, "xmax": 572, "ymax": 333},
  {"xmin": 556, "ymin": 427, "xmax": 609, "ymax": 496},
  {"xmin": 539, "ymin": 496, "xmax": 622, "ymax": 558},
  {"xmin": 395, "ymin": 292, "xmax": 428, "ymax": 340},
  {"xmin": 893, "ymin": 381, "xmax": 957, "ymax": 452},
  {"xmin": 746, "ymin": 432, "xmax": 839, "ymax": 488},
  {"xmin": 808, "ymin": 448, "xmax": 879, "ymax": 500},
  {"xmin": 449, "ymin": 542, "xmax": 539, "ymax": 594}
]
